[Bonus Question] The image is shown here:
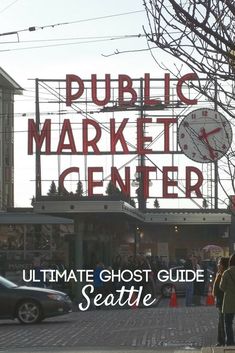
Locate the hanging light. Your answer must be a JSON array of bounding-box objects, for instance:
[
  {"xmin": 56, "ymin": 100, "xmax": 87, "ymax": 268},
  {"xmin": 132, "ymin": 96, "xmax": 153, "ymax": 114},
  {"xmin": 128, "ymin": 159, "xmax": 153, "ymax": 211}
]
[{"xmin": 174, "ymin": 225, "xmax": 179, "ymax": 233}]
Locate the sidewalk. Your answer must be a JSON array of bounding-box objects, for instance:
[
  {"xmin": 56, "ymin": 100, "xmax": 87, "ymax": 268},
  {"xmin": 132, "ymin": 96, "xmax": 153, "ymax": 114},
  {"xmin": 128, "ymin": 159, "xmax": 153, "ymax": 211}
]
[
  {"xmin": 202, "ymin": 348, "xmax": 235, "ymax": 353},
  {"xmin": 0, "ymin": 348, "xmax": 202, "ymax": 353},
  {"xmin": 3, "ymin": 348, "xmax": 235, "ymax": 353}
]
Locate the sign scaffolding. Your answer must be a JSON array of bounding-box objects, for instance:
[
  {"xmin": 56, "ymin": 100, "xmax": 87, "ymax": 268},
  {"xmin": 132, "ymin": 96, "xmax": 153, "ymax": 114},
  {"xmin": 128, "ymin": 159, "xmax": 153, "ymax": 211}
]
[{"xmin": 31, "ymin": 73, "xmax": 223, "ymax": 209}]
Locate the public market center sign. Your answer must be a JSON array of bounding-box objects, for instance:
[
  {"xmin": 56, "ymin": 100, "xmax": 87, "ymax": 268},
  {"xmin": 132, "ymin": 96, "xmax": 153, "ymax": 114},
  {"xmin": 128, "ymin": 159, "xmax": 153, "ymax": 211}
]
[{"xmin": 27, "ymin": 73, "xmax": 232, "ymax": 200}]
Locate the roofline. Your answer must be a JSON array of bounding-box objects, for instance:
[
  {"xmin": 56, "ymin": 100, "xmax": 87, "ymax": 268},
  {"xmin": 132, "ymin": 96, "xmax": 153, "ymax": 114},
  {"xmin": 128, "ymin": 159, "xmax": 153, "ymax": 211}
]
[
  {"xmin": 0, "ymin": 212, "xmax": 73, "ymax": 225},
  {"xmin": 0, "ymin": 67, "xmax": 23, "ymax": 94}
]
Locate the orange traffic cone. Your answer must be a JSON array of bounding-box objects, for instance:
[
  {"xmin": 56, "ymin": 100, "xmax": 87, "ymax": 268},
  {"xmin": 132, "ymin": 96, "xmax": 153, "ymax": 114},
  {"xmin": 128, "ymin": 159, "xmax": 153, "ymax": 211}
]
[
  {"xmin": 206, "ymin": 284, "xmax": 215, "ymax": 305},
  {"xmin": 169, "ymin": 286, "xmax": 178, "ymax": 307},
  {"xmin": 130, "ymin": 292, "xmax": 138, "ymax": 310}
]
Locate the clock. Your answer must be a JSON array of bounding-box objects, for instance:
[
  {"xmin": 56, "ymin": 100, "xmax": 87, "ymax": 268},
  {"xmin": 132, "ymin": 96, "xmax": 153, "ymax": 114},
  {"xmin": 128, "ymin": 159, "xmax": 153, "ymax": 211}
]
[{"xmin": 178, "ymin": 108, "xmax": 233, "ymax": 163}]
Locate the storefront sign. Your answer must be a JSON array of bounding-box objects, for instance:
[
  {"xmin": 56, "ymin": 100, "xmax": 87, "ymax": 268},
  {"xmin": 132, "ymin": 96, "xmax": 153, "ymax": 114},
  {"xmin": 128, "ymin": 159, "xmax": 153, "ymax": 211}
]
[{"xmin": 28, "ymin": 73, "xmax": 231, "ymax": 199}]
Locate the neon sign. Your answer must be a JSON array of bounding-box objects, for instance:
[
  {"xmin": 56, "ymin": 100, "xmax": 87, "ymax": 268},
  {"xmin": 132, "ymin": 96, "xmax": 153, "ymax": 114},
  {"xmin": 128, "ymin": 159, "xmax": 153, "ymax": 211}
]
[{"xmin": 29, "ymin": 73, "xmax": 206, "ymax": 200}]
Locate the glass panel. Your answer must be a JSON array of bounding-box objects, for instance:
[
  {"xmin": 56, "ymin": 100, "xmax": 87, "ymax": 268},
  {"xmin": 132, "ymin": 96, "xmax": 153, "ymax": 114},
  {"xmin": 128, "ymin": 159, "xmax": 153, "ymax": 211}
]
[{"xmin": 0, "ymin": 225, "xmax": 24, "ymax": 250}]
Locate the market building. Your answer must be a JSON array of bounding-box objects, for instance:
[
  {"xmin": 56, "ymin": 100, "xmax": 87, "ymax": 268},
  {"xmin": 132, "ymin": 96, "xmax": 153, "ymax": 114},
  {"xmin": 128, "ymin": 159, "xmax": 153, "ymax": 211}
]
[
  {"xmin": 33, "ymin": 198, "xmax": 232, "ymax": 266},
  {"xmin": 0, "ymin": 208, "xmax": 74, "ymax": 283},
  {"xmin": 0, "ymin": 70, "xmax": 235, "ymax": 299},
  {"xmin": 0, "ymin": 68, "xmax": 23, "ymax": 209}
]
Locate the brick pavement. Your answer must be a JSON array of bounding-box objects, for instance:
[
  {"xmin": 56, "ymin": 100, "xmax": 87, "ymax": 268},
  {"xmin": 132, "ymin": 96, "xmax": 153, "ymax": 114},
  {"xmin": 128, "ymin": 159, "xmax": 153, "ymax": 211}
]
[{"xmin": 0, "ymin": 305, "xmax": 218, "ymax": 351}]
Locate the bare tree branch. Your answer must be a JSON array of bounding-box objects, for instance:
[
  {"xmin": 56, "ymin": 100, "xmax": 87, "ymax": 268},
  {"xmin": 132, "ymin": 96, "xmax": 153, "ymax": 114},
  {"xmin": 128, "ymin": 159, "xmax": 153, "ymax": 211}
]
[
  {"xmin": 143, "ymin": 0, "xmax": 235, "ymax": 79},
  {"xmin": 143, "ymin": 0, "xmax": 235, "ymax": 204}
]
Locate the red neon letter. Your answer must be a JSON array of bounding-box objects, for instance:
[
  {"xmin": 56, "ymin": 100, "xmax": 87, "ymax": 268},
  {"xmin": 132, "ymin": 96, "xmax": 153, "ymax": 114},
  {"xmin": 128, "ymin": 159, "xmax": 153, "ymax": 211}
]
[
  {"xmin": 163, "ymin": 166, "xmax": 178, "ymax": 198},
  {"xmin": 66, "ymin": 74, "xmax": 84, "ymax": 106},
  {"xmin": 91, "ymin": 74, "xmax": 111, "ymax": 106},
  {"xmin": 88, "ymin": 167, "xmax": 103, "ymax": 196},
  {"xmin": 83, "ymin": 119, "xmax": 101, "ymax": 154},
  {"xmin": 137, "ymin": 118, "xmax": 153, "ymax": 155},
  {"xmin": 186, "ymin": 167, "xmax": 203, "ymax": 197},
  {"xmin": 110, "ymin": 118, "xmax": 129, "ymax": 154},
  {"xmin": 157, "ymin": 118, "xmax": 177, "ymax": 152},
  {"xmin": 28, "ymin": 119, "xmax": 51, "ymax": 154},
  {"xmin": 144, "ymin": 74, "xmax": 161, "ymax": 105},
  {"xmin": 59, "ymin": 167, "xmax": 80, "ymax": 193},
  {"xmin": 57, "ymin": 119, "xmax": 77, "ymax": 154},
  {"xmin": 111, "ymin": 167, "xmax": 130, "ymax": 196},
  {"xmin": 136, "ymin": 166, "xmax": 156, "ymax": 198},
  {"xmin": 176, "ymin": 73, "xmax": 198, "ymax": 105},
  {"xmin": 118, "ymin": 74, "xmax": 137, "ymax": 105}
]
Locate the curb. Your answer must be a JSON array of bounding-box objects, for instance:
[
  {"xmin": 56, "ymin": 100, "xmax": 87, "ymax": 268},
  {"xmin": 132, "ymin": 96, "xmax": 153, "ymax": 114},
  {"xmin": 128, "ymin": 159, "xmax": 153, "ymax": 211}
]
[{"xmin": 201, "ymin": 347, "xmax": 235, "ymax": 353}]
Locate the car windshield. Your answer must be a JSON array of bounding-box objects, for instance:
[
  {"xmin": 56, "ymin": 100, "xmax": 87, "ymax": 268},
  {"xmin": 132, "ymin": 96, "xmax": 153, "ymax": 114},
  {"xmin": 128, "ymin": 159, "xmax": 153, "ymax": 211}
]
[{"xmin": 0, "ymin": 276, "xmax": 18, "ymax": 288}]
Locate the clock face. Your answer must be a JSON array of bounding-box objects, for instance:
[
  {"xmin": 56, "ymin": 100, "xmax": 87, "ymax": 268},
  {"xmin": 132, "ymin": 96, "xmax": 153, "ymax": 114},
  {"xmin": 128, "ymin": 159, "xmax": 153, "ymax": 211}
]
[{"xmin": 178, "ymin": 108, "xmax": 233, "ymax": 163}]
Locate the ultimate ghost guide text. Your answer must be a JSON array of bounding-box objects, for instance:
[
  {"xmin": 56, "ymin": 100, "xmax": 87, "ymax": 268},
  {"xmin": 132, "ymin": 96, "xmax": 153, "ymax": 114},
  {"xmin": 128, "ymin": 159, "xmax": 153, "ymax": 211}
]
[{"xmin": 22, "ymin": 268, "xmax": 206, "ymax": 310}]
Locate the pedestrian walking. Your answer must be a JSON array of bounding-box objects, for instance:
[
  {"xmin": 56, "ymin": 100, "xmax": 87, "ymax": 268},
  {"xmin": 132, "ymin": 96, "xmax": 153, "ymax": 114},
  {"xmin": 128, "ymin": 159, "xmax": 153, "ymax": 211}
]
[
  {"xmin": 93, "ymin": 261, "xmax": 105, "ymax": 296},
  {"xmin": 192, "ymin": 256, "xmax": 204, "ymax": 306},
  {"xmin": 33, "ymin": 257, "xmax": 46, "ymax": 288},
  {"xmin": 212, "ymin": 257, "xmax": 229, "ymax": 346},
  {"xmin": 184, "ymin": 256, "xmax": 194, "ymax": 306},
  {"xmin": 220, "ymin": 253, "xmax": 235, "ymax": 346}
]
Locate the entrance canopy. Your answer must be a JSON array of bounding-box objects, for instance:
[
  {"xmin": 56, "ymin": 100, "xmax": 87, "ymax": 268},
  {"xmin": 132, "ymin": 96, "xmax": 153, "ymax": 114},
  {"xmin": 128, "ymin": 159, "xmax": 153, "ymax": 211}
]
[{"xmin": 33, "ymin": 200, "xmax": 231, "ymax": 225}]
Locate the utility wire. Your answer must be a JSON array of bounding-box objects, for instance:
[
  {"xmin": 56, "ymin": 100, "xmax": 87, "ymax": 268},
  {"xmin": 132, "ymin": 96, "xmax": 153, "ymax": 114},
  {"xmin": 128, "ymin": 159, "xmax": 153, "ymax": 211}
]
[
  {"xmin": 0, "ymin": 10, "xmax": 144, "ymax": 37},
  {"xmin": 0, "ymin": 0, "xmax": 19, "ymax": 14},
  {"xmin": 0, "ymin": 34, "xmax": 144, "ymax": 44},
  {"xmin": 0, "ymin": 35, "xmax": 144, "ymax": 53}
]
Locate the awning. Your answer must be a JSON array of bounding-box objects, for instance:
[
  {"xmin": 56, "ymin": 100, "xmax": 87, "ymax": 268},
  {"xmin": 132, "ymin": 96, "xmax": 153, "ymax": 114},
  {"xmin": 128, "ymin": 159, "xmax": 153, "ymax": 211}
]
[{"xmin": 0, "ymin": 212, "xmax": 73, "ymax": 225}]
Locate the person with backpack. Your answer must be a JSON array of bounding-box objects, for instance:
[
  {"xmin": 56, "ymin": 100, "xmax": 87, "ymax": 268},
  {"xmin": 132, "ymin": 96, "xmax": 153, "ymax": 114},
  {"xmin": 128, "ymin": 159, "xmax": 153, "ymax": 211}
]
[
  {"xmin": 220, "ymin": 253, "xmax": 235, "ymax": 346},
  {"xmin": 212, "ymin": 257, "xmax": 229, "ymax": 346}
]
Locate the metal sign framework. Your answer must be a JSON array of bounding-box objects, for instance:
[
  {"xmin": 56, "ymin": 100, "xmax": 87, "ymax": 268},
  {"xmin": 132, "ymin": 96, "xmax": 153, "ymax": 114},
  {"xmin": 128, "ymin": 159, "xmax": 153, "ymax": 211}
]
[{"xmin": 33, "ymin": 75, "xmax": 219, "ymax": 210}]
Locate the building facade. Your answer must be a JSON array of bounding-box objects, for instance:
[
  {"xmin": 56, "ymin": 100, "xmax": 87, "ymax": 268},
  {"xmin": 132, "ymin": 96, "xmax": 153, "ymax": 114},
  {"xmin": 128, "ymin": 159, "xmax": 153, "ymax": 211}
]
[
  {"xmin": 33, "ymin": 198, "xmax": 232, "ymax": 267},
  {"xmin": 0, "ymin": 68, "xmax": 23, "ymax": 209},
  {"xmin": 0, "ymin": 209, "xmax": 74, "ymax": 284}
]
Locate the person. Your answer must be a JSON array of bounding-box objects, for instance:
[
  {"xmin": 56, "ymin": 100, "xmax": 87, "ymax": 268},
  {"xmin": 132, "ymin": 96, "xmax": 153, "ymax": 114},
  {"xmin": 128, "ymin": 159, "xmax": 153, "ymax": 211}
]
[
  {"xmin": 220, "ymin": 253, "xmax": 235, "ymax": 346},
  {"xmin": 184, "ymin": 256, "xmax": 194, "ymax": 306},
  {"xmin": 33, "ymin": 257, "xmax": 45, "ymax": 288},
  {"xmin": 212, "ymin": 257, "xmax": 229, "ymax": 346},
  {"xmin": 192, "ymin": 256, "xmax": 204, "ymax": 306},
  {"xmin": 93, "ymin": 261, "xmax": 105, "ymax": 296}
]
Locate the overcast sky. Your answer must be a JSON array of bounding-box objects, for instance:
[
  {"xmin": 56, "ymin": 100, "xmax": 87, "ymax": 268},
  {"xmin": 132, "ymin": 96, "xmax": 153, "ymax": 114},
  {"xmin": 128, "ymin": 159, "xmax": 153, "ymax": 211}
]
[
  {"xmin": 0, "ymin": 0, "xmax": 169, "ymax": 207},
  {"xmin": 0, "ymin": 0, "xmax": 228, "ymax": 209}
]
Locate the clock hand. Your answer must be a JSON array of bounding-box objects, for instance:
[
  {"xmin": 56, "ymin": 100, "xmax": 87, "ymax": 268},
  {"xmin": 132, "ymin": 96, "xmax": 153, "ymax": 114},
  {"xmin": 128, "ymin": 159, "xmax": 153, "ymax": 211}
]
[
  {"xmin": 201, "ymin": 127, "xmax": 222, "ymax": 138},
  {"xmin": 198, "ymin": 128, "xmax": 216, "ymax": 160}
]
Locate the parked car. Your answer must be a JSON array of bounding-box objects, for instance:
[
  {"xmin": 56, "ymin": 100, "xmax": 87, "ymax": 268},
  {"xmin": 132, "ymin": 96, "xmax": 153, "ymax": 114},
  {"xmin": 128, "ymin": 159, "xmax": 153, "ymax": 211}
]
[
  {"xmin": 156, "ymin": 266, "xmax": 214, "ymax": 297},
  {"xmin": 0, "ymin": 276, "xmax": 72, "ymax": 324}
]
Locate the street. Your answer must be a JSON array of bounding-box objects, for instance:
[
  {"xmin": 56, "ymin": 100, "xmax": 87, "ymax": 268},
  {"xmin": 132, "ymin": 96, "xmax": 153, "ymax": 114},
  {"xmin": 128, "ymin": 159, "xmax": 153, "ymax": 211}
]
[{"xmin": 0, "ymin": 299, "xmax": 218, "ymax": 353}]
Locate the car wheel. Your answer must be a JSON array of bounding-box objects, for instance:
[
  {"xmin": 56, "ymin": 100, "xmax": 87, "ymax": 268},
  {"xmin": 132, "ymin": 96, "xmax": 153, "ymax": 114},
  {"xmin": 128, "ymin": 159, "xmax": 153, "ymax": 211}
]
[
  {"xmin": 17, "ymin": 301, "xmax": 42, "ymax": 324},
  {"xmin": 161, "ymin": 284, "xmax": 173, "ymax": 298}
]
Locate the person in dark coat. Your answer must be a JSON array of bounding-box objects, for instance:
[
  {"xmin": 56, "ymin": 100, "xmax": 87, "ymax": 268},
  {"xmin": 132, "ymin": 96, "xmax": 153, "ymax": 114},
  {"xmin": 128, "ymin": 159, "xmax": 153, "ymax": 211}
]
[
  {"xmin": 220, "ymin": 253, "xmax": 235, "ymax": 346},
  {"xmin": 184, "ymin": 256, "xmax": 194, "ymax": 306},
  {"xmin": 212, "ymin": 257, "xmax": 229, "ymax": 346},
  {"xmin": 192, "ymin": 256, "xmax": 204, "ymax": 305}
]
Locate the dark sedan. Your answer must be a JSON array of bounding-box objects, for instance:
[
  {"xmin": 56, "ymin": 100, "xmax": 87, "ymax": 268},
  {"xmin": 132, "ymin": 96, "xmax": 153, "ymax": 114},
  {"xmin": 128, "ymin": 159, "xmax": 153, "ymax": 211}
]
[{"xmin": 0, "ymin": 276, "xmax": 72, "ymax": 324}]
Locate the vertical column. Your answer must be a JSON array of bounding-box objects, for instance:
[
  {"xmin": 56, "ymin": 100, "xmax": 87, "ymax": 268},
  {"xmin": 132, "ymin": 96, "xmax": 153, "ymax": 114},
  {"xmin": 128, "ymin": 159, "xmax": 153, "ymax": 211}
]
[
  {"xmin": 35, "ymin": 79, "xmax": 42, "ymax": 199},
  {"xmin": 138, "ymin": 77, "xmax": 146, "ymax": 211},
  {"xmin": 23, "ymin": 225, "xmax": 27, "ymax": 260},
  {"xmin": 214, "ymin": 79, "xmax": 218, "ymax": 209},
  {"xmin": 74, "ymin": 218, "xmax": 84, "ymax": 300}
]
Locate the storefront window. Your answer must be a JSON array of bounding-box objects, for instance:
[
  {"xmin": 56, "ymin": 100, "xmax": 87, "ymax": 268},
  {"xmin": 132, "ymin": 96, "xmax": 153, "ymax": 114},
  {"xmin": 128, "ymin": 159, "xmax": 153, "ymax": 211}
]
[{"xmin": 0, "ymin": 223, "xmax": 73, "ymax": 283}]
